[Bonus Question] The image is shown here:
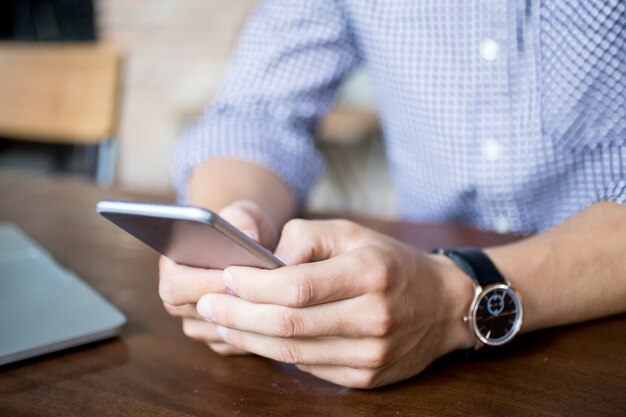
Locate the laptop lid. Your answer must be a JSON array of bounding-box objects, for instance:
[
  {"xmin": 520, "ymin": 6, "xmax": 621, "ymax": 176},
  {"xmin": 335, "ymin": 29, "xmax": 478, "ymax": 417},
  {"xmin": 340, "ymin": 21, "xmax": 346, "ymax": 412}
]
[{"xmin": 0, "ymin": 223, "xmax": 126, "ymax": 366}]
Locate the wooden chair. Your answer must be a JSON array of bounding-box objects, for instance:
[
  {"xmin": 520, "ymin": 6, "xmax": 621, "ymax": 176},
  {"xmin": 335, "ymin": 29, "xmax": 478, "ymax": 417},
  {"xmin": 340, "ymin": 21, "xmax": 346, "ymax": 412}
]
[{"xmin": 0, "ymin": 43, "xmax": 121, "ymax": 185}]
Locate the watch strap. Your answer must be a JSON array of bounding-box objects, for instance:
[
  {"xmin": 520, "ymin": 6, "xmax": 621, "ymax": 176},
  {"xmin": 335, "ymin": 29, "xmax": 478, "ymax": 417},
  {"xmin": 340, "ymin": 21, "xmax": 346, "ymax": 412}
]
[{"xmin": 433, "ymin": 247, "xmax": 506, "ymax": 287}]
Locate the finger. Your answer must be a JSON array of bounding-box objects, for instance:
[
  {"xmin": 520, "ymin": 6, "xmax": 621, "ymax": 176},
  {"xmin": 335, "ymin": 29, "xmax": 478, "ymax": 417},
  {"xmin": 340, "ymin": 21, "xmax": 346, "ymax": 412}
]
[
  {"xmin": 208, "ymin": 342, "xmax": 250, "ymax": 356},
  {"xmin": 182, "ymin": 318, "xmax": 225, "ymax": 343},
  {"xmin": 197, "ymin": 293, "xmax": 383, "ymax": 338},
  {"xmin": 219, "ymin": 203, "xmax": 262, "ymax": 242},
  {"xmin": 274, "ymin": 219, "xmax": 369, "ymax": 265},
  {"xmin": 163, "ymin": 302, "xmax": 205, "ymax": 319},
  {"xmin": 296, "ymin": 364, "xmax": 384, "ymax": 389},
  {"xmin": 159, "ymin": 256, "xmax": 225, "ymax": 306},
  {"xmin": 224, "ymin": 200, "xmax": 278, "ymax": 248},
  {"xmin": 181, "ymin": 319, "xmax": 249, "ymax": 355},
  {"xmin": 223, "ymin": 246, "xmax": 385, "ymax": 307},
  {"xmin": 215, "ymin": 326, "xmax": 389, "ymax": 368}
]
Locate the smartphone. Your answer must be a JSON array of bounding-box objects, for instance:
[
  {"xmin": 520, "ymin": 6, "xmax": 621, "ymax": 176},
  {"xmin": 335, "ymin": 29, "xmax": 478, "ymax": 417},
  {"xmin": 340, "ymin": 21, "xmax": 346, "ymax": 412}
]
[{"xmin": 96, "ymin": 200, "xmax": 284, "ymax": 270}]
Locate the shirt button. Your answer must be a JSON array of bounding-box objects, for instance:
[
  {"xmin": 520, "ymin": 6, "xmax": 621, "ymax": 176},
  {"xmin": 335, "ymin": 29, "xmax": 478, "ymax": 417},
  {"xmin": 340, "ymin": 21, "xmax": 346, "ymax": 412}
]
[
  {"xmin": 494, "ymin": 216, "xmax": 510, "ymax": 234},
  {"xmin": 479, "ymin": 38, "xmax": 499, "ymax": 61},
  {"xmin": 481, "ymin": 139, "xmax": 502, "ymax": 161}
]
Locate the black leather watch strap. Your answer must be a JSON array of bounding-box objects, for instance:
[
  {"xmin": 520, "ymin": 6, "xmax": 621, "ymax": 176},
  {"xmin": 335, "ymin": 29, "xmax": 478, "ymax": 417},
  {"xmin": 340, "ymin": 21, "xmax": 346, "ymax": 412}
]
[{"xmin": 433, "ymin": 247, "xmax": 506, "ymax": 287}]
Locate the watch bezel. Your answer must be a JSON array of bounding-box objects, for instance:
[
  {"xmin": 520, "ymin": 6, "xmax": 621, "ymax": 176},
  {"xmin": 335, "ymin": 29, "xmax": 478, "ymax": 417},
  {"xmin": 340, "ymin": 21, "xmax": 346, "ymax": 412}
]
[{"xmin": 468, "ymin": 283, "xmax": 524, "ymax": 347}]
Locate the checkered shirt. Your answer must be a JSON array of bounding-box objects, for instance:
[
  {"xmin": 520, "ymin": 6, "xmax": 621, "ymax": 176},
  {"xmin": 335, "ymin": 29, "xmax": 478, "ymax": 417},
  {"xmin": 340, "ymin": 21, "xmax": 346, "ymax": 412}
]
[{"xmin": 173, "ymin": 0, "xmax": 626, "ymax": 234}]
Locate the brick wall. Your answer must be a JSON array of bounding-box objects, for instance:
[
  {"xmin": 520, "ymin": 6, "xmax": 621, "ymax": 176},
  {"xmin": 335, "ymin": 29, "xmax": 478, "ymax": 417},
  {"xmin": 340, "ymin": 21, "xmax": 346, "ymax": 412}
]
[{"xmin": 96, "ymin": 0, "xmax": 256, "ymax": 192}]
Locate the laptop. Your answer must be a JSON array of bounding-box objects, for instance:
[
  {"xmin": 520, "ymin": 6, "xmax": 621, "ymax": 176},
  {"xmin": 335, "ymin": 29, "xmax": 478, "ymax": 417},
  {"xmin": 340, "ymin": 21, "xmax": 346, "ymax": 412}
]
[{"xmin": 0, "ymin": 223, "xmax": 126, "ymax": 366}]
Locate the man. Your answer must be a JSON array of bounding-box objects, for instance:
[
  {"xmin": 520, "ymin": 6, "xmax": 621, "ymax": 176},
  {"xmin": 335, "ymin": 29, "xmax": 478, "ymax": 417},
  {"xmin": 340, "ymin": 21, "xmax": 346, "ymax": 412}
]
[{"xmin": 159, "ymin": 0, "xmax": 626, "ymax": 388}]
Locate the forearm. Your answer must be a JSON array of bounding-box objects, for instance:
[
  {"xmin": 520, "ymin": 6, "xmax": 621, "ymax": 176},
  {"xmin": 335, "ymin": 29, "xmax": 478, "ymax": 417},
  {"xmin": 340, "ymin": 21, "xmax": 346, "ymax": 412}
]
[
  {"xmin": 187, "ymin": 158, "xmax": 296, "ymax": 228},
  {"xmin": 485, "ymin": 201, "xmax": 626, "ymax": 333}
]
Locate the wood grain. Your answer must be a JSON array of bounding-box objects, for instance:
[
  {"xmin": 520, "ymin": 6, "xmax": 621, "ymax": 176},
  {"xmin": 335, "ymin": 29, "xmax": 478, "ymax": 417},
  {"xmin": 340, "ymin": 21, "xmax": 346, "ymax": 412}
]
[
  {"xmin": 0, "ymin": 44, "xmax": 120, "ymax": 143},
  {"xmin": 0, "ymin": 172, "xmax": 624, "ymax": 417}
]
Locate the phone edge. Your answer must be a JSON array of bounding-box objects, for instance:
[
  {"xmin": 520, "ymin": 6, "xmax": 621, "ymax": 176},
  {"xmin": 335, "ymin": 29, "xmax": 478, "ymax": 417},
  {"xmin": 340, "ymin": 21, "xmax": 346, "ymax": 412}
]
[
  {"xmin": 96, "ymin": 200, "xmax": 284, "ymax": 269},
  {"xmin": 96, "ymin": 200, "xmax": 215, "ymax": 225},
  {"xmin": 213, "ymin": 218, "xmax": 285, "ymax": 269}
]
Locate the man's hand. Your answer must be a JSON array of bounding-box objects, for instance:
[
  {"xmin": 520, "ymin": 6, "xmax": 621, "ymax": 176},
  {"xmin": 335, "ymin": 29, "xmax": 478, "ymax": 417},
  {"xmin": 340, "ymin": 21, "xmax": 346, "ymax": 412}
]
[
  {"xmin": 159, "ymin": 200, "xmax": 278, "ymax": 356},
  {"xmin": 195, "ymin": 219, "xmax": 475, "ymax": 388}
]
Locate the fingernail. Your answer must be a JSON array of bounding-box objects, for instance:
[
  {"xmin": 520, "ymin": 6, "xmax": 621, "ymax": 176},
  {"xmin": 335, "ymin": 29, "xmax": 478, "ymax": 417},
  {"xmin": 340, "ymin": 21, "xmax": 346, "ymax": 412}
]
[
  {"xmin": 223, "ymin": 269, "xmax": 235, "ymax": 291},
  {"xmin": 216, "ymin": 325, "xmax": 228, "ymax": 341},
  {"xmin": 196, "ymin": 296, "xmax": 212, "ymax": 322}
]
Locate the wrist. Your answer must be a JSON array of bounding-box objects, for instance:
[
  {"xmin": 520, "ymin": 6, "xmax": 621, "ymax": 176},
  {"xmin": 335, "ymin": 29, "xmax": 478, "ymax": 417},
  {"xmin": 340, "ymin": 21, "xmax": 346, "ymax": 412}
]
[{"xmin": 429, "ymin": 253, "xmax": 476, "ymax": 352}]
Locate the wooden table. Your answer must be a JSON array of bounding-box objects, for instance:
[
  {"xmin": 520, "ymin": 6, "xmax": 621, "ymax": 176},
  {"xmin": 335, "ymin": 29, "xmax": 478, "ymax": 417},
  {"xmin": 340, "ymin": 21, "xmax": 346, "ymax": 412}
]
[{"xmin": 1, "ymin": 172, "xmax": 625, "ymax": 417}]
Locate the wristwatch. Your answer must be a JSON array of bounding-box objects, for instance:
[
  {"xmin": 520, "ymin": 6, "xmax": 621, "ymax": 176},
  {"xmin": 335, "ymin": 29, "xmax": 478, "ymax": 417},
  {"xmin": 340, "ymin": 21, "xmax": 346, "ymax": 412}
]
[{"xmin": 433, "ymin": 247, "xmax": 523, "ymax": 348}]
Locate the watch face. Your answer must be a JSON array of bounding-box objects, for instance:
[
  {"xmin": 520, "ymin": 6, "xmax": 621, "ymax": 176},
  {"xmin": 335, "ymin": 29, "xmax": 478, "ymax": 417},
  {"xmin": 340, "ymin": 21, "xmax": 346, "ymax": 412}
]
[{"xmin": 472, "ymin": 284, "xmax": 523, "ymax": 346}]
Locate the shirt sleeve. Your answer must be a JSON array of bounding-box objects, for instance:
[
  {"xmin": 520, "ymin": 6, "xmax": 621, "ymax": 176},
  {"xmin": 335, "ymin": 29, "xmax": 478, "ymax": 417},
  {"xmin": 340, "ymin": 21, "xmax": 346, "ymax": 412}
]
[
  {"xmin": 600, "ymin": 179, "xmax": 626, "ymax": 205},
  {"xmin": 172, "ymin": 0, "xmax": 361, "ymax": 205}
]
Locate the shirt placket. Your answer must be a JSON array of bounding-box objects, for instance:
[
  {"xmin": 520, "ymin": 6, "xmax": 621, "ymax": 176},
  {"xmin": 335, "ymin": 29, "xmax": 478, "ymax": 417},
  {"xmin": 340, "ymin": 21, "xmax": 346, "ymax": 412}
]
[{"xmin": 474, "ymin": 0, "xmax": 514, "ymax": 233}]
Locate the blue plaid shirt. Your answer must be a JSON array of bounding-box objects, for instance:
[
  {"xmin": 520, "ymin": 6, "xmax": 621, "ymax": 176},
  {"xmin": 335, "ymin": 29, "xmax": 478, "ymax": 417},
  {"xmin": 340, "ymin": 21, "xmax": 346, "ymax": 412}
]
[{"xmin": 173, "ymin": 0, "xmax": 626, "ymax": 234}]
